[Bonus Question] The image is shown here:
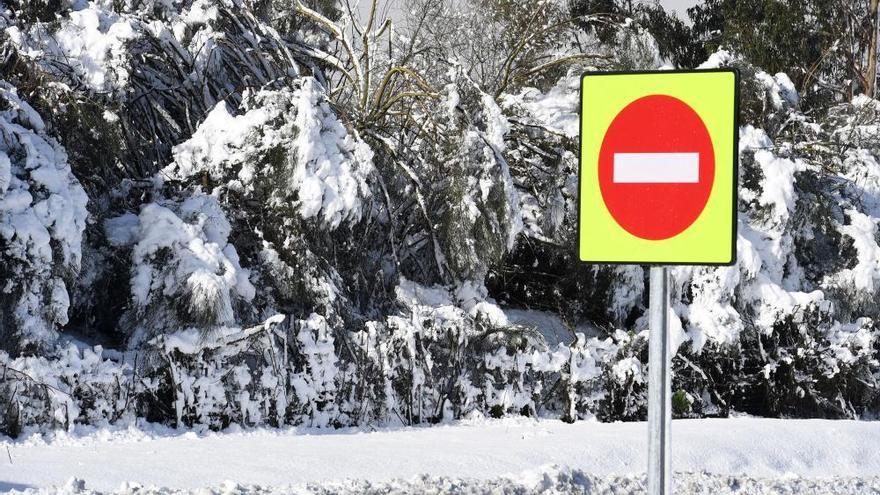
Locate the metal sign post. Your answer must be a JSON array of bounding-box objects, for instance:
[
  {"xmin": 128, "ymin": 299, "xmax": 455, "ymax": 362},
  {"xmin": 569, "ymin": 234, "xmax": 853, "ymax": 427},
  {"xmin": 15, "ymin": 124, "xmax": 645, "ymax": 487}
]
[
  {"xmin": 647, "ymin": 266, "xmax": 671, "ymax": 495},
  {"xmin": 577, "ymin": 69, "xmax": 739, "ymax": 495}
]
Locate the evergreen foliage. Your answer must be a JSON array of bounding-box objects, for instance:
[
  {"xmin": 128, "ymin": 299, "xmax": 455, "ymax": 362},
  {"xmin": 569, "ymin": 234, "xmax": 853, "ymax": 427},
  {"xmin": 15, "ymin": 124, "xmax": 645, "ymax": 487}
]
[{"xmin": 0, "ymin": 0, "xmax": 878, "ymax": 437}]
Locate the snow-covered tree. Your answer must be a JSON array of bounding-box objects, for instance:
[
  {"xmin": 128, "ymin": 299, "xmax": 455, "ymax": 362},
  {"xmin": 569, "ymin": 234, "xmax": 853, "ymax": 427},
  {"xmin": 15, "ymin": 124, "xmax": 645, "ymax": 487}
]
[{"xmin": 0, "ymin": 82, "xmax": 88, "ymax": 355}]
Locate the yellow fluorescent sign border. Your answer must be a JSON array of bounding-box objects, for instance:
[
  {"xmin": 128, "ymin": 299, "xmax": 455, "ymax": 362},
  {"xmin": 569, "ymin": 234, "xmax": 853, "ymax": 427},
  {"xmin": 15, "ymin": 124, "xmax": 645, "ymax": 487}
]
[{"xmin": 578, "ymin": 69, "xmax": 739, "ymax": 265}]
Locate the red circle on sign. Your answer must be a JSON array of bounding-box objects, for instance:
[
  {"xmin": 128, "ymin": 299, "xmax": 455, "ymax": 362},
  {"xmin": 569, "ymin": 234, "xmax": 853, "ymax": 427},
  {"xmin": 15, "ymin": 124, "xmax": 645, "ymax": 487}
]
[{"xmin": 598, "ymin": 95, "xmax": 714, "ymax": 240}]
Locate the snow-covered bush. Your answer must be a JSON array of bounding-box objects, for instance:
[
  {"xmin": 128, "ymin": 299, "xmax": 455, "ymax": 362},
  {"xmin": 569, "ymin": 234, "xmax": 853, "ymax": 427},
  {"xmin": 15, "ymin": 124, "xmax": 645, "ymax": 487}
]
[
  {"xmin": 348, "ymin": 279, "xmax": 617, "ymax": 424},
  {"xmin": 289, "ymin": 313, "xmax": 340, "ymax": 427},
  {"xmin": 0, "ymin": 82, "xmax": 89, "ymax": 355},
  {"xmin": 0, "ymin": 344, "xmax": 131, "ymax": 437},
  {"xmin": 158, "ymin": 75, "xmax": 374, "ymax": 343},
  {"xmin": 103, "ymin": 194, "xmax": 255, "ymax": 347},
  {"xmin": 142, "ymin": 315, "xmax": 289, "ymax": 429},
  {"xmin": 4, "ymin": 0, "xmax": 303, "ymax": 173},
  {"xmin": 432, "ymin": 72, "xmax": 523, "ymax": 282},
  {"xmin": 164, "ymin": 79, "xmax": 373, "ymax": 230},
  {"xmin": 495, "ymin": 54, "xmax": 880, "ymax": 419}
]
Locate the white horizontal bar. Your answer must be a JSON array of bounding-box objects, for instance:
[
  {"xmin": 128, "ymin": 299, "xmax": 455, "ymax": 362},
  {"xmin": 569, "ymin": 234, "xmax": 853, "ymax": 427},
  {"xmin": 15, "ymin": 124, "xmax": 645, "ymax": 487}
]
[{"xmin": 613, "ymin": 153, "xmax": 700, "ymax": 183}]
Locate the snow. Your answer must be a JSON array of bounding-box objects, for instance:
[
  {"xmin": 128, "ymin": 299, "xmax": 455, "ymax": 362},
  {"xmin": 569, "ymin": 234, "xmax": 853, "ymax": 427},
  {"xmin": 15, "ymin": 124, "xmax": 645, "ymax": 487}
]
[
  {"xmin": 164, "ymin": 79, "xmax": 373, "ymax": 230},
  {"xmin": 0, "ymin": 343, "xmax": 131, "ymax": 433},
  {"xmin": 728, "ymin": 125, "xmax": 830, "ymax": 337},
  {"xmin": 697, "ymin": 50, "xmax": 733, "ymax": 69},
  {"xmin": 396, "ymin": 277, "xmax": 455, "ymax": 307},
  {"xmin": 1, "ymin": 418, "xmax": 878, "ymax": 493},
  {"xmin": 753, "ymin": 149, "xmax": 805, "ymax": 224},
  {"xmin": 165, "ymin": 100, "xmax": 274, "ymax": 187},
  {"xmin": 289, "ymin": 313, "xmax": 339, "ymax": 427},
  {"xmin": 753, "ymin": 70, "xmax": 801, "ymax": 111},
  {"xmin": 503, "ymin": 308, "xmax": 600, "ymax": 347},
  {"xmin": 501, "ymin": 75, "xmax": 580, "ymax": 138},
  {"xmin": 112, "ymin": 194, "xmax": 255, "ymax": 345},
  {"xmin": 54, "ymin": 7, "xmax": 138, "ymax": 90},
  {"xmin": 0, "ymin": 81, "xmax": 89, "ymax": 349},
  {"xmin": 0, "ymin": 152, "xmax": 11, "ymax": 195},
  {"xmin": 130, "ymin": 199, "xmax": 252, "ymax": 308},
  {"xmin": 478, "ymin": 94, "xmax": 524, "ymax": 250},
  {"xmin": 612, "ymin": 357, "xmax": 644, "ymax": 384},
  {"xmin": 479, "ymin": 93, "xmax": 511, "ymax": 149},
  {"xmin": 842, "ymin": 148, "xmax": 880, "ymax": 216},
  {"xmin": 289, "ymin": 78, "xmax": 375, "ymax": 228},
  {"xmin": 103, "ymin": 213, "xmax": 139, "ymax": 247},
  {"xmin": 4, "ymin": 1, "xmax": 295, "ymax": 97},
  {"xmin": 454, "ymin": 280, "xmax": 510, "ymax": 327},
  {"xmin": 833, "ymin": 210, "xmax": 880, "ymax": 292},
  {"xmin": 6, "ymin": 6, "xmax": 139, "ymax": 92},
  {"xmin": 6, "ymin": 471, "xmax": 879, "ymax": 495}
]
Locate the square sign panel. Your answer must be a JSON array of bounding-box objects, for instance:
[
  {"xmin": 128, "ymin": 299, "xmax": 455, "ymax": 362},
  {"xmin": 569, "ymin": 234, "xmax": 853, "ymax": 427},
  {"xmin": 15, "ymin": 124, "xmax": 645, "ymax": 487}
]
[{"xmin": 578, "ymin": 69, "xmax": 738, "ymax": 265}]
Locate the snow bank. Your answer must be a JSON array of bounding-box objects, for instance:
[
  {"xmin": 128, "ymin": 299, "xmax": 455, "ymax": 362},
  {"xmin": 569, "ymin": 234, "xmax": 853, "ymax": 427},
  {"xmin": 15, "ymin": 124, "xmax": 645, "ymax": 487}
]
[
  {"xmin": 6, "ymin": 470, "xmax": 880, "ymax": 494},
  {"xmin": 2, "ymin": 418, "xmax": 879, "ymax": 492}
]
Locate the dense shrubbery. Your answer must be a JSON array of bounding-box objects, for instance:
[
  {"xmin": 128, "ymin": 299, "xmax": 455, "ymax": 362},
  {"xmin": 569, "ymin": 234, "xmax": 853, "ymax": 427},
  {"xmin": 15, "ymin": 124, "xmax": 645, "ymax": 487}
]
[
  {"xmin": 1, "ymin": 284, "xmax": 626, "ymax": 434},
  {"xmin": 0, "ymin": 0, "xmax": 878, "ymax": 436}
]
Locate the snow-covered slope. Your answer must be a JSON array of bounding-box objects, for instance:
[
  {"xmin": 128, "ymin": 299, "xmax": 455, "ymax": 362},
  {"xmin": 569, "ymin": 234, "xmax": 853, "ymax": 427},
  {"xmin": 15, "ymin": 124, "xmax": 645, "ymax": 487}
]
[{"xmin": 2, "ymin": 418, "xmax": 878, "ymax": 493}]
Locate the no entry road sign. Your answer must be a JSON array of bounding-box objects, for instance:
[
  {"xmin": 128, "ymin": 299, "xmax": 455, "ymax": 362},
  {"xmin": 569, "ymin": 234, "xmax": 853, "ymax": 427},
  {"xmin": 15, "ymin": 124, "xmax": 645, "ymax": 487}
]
[{"xmin": 578, "ymin": 69, "xmax": 738, "ymax": 265}]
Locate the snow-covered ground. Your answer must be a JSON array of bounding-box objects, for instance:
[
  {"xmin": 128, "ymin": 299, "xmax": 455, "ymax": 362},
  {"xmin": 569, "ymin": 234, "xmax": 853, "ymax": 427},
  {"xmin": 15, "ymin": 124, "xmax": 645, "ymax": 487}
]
[{"xmin": 2, "ymin": 418, "xmax": 879, "ymax": 494}]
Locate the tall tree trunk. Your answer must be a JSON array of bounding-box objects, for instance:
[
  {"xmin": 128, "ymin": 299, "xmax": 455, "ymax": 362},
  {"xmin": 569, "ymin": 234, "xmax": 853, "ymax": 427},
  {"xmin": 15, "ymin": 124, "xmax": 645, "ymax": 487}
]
[{"xmin": 867, "ymin": 0, "xmax": 879, "ymax": 98}]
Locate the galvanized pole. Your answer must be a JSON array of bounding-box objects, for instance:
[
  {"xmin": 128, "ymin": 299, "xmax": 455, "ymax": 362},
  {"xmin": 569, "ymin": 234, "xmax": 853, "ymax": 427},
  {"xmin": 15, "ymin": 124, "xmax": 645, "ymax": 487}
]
[{"xmin": 647, "ymin": 266, "xmax": 671, "ymax": 495}]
